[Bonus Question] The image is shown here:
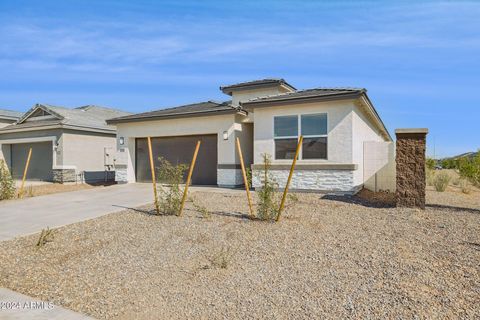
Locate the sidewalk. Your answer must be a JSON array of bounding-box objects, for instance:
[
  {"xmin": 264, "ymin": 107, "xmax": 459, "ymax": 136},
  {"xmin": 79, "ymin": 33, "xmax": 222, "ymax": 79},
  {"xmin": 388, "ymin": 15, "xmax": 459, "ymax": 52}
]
[{"xmin": 0, "ymin": 288, "xmax": 94, "ymax": 320}]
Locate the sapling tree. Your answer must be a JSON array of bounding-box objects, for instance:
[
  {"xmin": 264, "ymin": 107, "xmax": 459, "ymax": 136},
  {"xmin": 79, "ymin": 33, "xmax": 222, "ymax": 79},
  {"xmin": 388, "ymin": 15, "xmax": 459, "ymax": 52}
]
[
  {"xmin": 0, "ymin": 160, "xmax": 16, "ymax": 200},
  {"xmin": 255, "ymin": 153, "xmax": 281, "ymax": 221},
  {"xmin": 156, "ymin": 157, "xmax": 188, "ymax": 215}
]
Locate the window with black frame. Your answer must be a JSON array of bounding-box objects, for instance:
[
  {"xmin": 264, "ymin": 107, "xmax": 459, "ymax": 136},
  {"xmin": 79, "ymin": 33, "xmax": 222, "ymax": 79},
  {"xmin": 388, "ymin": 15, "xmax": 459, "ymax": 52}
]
[
  {"xmin": 301, "ymin": 113, "xmax": 327, "ymax": 159},
  {"xmin": 274, "ymin": 115, "xmax": 298, "ymax": 159},
  {"xmin": 274, "ymin": 113, "xmax": 327, "ymax": 160}
]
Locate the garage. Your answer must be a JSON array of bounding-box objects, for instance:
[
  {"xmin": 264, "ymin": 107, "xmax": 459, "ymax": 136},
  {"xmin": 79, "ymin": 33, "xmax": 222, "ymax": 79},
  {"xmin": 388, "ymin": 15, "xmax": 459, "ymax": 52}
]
[
  {"xmin": 10, "ymin": 142, "xmax": 53, "ymax": 181},
  {"xmin": 135, "ymin": 134, "xmax": 217, "ymax": 185}
]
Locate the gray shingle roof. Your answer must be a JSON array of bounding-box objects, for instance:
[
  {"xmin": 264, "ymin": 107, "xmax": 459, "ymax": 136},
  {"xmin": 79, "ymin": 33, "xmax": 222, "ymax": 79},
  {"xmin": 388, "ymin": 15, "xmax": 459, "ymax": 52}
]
[
  {"xmin": 220, "ymin": 78, "xmax": 296, "ymax": 94},
  {"xmin": 0, "ymin": 104, "xmax": 131, "ymax": 133},
  {"xmin": 0, "ymin": 109, "xmax": 23, "ymax": 120},
  {"xmin": 241, "ymin": 88, "xmax": 365, "ymax": 105},
  {"xmin": 107, "ymin": 101, "xmax": 241, "ymax": 124}
]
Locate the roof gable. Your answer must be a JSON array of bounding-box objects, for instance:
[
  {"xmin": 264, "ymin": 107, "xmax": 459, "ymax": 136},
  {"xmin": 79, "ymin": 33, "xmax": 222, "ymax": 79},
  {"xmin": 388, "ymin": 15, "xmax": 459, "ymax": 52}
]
[
  {"xmin": 18, "ymin": 104, "xmax": 64, "ymax": 124},
  {"xmin": 2, "ymin": 103, "xmax": 131, "ymax": 134}
]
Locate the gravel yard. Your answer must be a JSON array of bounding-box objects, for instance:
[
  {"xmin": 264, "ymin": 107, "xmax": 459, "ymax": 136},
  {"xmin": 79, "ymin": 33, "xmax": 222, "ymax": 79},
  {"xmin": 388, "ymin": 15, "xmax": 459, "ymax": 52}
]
[{"xmin": 0, "ymin": 188, "xmax": 479, "ymax": 319}]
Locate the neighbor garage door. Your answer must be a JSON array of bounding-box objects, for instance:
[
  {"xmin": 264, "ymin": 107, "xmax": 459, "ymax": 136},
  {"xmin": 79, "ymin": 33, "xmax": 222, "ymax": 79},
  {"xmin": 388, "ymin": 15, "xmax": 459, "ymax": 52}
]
[
  {"xmin": 11, "ymin": 142, "xmax": 53, "ymax": 181},
  {"xmin": 136, "ymin": 134, "xmax": 217, "ymax": 185}
]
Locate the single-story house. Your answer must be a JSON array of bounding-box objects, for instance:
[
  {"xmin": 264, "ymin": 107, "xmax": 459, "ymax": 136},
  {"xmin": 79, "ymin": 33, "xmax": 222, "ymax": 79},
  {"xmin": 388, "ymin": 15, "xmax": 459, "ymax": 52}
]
[
  {"xmin": 0, "ymin": 104, "xmax": 131, "ymax": 183},
  {"xmin": 107, "ymin": 79, "xmax": 395, "ymax": 194},
  {"xmin": 0, "ymin": 109, "xmax": 23, "ymax": 129}
]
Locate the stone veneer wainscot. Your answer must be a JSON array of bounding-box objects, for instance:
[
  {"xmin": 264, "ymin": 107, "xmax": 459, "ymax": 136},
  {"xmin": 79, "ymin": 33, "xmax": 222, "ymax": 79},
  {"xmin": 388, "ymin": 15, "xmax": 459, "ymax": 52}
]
[{"xmin": 251, "ymin": 164, "xmax": 360, "ymax": 194}]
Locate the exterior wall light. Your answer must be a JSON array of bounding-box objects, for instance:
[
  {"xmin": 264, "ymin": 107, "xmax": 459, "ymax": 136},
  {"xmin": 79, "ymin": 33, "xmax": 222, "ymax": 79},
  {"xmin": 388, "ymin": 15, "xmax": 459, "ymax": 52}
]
[
  {"xmin": 223, "ymin": 131, "xmax": 228, "ymax": 140},
  {"xmin": 119, "ymin": 137, "xmax": 125, "ymax": 145}
]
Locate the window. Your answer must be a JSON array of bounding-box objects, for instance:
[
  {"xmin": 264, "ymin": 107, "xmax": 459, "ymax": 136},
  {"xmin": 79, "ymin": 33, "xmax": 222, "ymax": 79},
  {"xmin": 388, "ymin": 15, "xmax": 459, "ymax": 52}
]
[
  {"xmin": 274, "ymin": 115, "xmax": 298, "ymax": 159},
  {"xmin": 274, "ymin": 113, "xmax": 328, "ymax": 160},
  {"xmin": 301, "ymin": 114, "xmax": 327, "ymax": 159}
]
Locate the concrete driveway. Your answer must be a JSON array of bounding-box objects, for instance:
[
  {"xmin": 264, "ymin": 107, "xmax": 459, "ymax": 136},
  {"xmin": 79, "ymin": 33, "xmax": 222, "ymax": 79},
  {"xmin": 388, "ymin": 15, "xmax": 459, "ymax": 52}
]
[{"xmin": 0, "ymin": 183, "xmax": 153, "ymax": 241}]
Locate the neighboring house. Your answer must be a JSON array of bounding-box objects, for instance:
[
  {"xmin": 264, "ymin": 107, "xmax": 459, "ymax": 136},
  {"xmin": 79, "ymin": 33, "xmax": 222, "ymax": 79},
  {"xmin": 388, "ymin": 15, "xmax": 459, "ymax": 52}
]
[
  {"xmin": 0, "ymin": 104, "xmax": 131, "ymax": 183},
  {"xmin": 107, "ymin": 79, "xmax": 394, "ymax": 193},
  {"xmin": 0, "ymin": 109, "xmax": 23, "ymax": 129}
]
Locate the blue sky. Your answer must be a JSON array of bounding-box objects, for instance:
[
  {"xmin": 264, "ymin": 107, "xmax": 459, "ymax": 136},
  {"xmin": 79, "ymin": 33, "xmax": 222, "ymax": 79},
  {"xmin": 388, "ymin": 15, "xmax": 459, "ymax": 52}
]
[{"xmin": 0, "ymin": 0, "xmax": 478, "ymax": 157}]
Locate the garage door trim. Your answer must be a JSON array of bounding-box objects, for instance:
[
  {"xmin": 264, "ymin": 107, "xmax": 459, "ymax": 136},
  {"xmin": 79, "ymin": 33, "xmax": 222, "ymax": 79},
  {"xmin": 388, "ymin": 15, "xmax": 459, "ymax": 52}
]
[
  {"xmin": 135, "ymin": 134, "xmax": 218, "ymax": 185},
  {"xmin": 0, "ymin": 136, "xmax": 58, "ymax": 168}
]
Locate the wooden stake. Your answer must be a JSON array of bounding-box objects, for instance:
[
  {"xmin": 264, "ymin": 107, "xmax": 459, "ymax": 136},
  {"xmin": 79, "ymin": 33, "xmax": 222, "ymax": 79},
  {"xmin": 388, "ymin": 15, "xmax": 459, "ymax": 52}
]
[
  {"xmin": 147, "ymin": 137, "xmax": 160, "ymax": 214},
  {"xmin": 236, "ymin": 137, "xmax": 254, "ymax": 218},
  {"xmin": 276, "ymin": 136, "xmax": 303, "ymax": 222},
  {"xmin": 19, "ymin": 147, "xmax": 32, "ymax": 198},
  {"xmin": 178, "ymin": 140, "xmax": 201, "ymax": 217}
]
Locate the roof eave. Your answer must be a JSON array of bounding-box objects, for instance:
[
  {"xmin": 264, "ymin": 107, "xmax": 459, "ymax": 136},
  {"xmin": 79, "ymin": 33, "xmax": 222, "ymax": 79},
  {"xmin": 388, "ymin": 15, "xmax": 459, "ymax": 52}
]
[
  {"xmin": 0, "ymin": 115, "xmax": 20, "ymax": 121},
  {"xmin": 220, "ymin": 80, "xmax": 296, "ymax": 96},
  {"xmin": 241, "ymin": 91, "xmax": 363, "ymax": 109},
  {"xmin": 107, "ymin": 108, "xmax": 245, "ymax": 124},
  {"xmin": 358, "ymin": 93, "xmax": 393, "ymax": 142},
  {"xmin": 0, "ymin": 123, "xmax": 116, "ymax": 135}
]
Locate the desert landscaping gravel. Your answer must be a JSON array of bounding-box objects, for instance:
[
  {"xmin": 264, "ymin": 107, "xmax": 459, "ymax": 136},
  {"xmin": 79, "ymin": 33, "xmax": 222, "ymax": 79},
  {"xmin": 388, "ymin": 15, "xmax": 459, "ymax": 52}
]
[{"xmin": 1, "ymin": 188, "xmax": 479, "ymax": 319}]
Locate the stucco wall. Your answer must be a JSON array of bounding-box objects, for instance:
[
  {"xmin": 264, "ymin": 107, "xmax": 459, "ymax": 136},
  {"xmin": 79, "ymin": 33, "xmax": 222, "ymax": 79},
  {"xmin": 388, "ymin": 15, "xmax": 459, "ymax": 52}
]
[
  {"xmin": 114, "ymin": 113, "xmax": 248, "ymax": 183},
  {"xmin": 363, "ymin": 141, "xmax": 396, "ymax": 192},
  {"xmin": 61, "ymin": 129, "xmax": 116, "ymax": 172},
  {"xmin": 0, "ymin": 129, "xmax": 63, "ymax": 168},
  {"xmin": 0, "ymin": 128, "xmax": 116, "ymax": 182},
  {"xmin": 252, "ymin": 100, "xmax": 355, "ymax": 165},
  {"xmin": 351, "ymin": 104, "xmax": 387, "ymax": 187},
  {"xmin": 235, "ymin": 118, "xmax": 253, "ymax": 167},
  {"xmin": 232, "ymin": 87, "xmax": 287, "ymax": 106}
]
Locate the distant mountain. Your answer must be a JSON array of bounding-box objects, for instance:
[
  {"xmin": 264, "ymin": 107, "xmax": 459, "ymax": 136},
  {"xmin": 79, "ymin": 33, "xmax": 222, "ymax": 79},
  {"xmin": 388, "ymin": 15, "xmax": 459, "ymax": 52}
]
[{"xmin": 442, "ymin": 151, "xmax": 478, "ymax": 161}]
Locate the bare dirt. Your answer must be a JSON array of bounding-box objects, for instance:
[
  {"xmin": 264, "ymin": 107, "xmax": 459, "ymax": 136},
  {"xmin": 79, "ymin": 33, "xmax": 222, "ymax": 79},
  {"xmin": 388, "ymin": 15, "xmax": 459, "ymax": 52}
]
[{"xmin": 0, "ymin": 189, "xmax": 479, "ymax": 319}]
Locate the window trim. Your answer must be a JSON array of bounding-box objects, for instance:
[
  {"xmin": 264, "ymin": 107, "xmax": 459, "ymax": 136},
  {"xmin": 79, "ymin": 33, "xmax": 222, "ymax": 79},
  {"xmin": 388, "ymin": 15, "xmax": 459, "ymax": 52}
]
[{"xmin": 273, "ymin": 112, "xmax": 328, "ymax": 161}]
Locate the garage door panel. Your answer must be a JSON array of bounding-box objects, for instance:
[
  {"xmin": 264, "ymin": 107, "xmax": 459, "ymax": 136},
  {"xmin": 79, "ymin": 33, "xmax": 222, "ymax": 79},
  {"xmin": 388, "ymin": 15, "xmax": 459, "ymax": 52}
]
[
  {"xmin": 11, "ymin": 142, "xmax": 53, "ymax": 181},
  {"xmin": 136, "ymin": 134, "xmax": 217, "ymax": 185}
]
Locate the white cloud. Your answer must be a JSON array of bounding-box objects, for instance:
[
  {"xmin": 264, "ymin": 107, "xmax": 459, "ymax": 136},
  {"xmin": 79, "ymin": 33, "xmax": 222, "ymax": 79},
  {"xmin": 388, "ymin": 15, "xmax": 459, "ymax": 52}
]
[{"xmin": 0, "ymin": 1, "xmax": 479, "ymax": 72}]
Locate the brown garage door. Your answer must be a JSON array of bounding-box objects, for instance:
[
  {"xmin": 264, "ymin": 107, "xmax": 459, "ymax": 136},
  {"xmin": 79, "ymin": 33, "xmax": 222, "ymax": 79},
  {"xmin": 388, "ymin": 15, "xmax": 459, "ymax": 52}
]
[
  {"xmin": 11, "ymin": 142, "xmax": 53, "ymax": 181},
  {"xmin": 136, "ymin": 134, "xmax": 217, "ymax": 185}
]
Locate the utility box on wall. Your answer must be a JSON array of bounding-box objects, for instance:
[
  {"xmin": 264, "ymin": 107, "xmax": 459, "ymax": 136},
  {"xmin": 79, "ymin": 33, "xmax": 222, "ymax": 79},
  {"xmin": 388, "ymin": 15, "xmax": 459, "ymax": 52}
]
[{"xmin": 395, "ymin": 128, "xmax": 428, "ymax": 209}]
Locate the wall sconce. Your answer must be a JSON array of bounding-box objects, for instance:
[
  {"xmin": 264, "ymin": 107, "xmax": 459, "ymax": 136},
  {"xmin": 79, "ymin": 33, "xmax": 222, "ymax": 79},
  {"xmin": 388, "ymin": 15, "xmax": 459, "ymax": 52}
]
[
  {"xmin": 119, "ymin": 137, "xmax": 125, "ymax": 145},
  {"xmin": 223, "ymin": 131, "xmax": 228, "ymax": 140}
]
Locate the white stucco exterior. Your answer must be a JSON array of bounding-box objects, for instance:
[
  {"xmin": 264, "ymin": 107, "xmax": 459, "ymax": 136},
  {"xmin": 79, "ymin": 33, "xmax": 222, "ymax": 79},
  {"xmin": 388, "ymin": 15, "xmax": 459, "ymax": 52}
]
[
  {"xmin": 249, "ymin": 99, "xmax": 393, "ymax": 193},
  {"xmin": 114, "ymin": 113, "xmax": 251, "ymax": 185},
  {"xmin": 111, "ymin": 80, "xmax": 393, "ymax": 193},
  {"xmin": 0, "ymin": 128, "xmax": 117, "ymax": 182},
  {"xmin": 231, "ymin": 87, "xmax": 292, "ymax": 107},
  {"xmin": 252, "ymin": 100, "xmax": 355, "ymax": 165}
]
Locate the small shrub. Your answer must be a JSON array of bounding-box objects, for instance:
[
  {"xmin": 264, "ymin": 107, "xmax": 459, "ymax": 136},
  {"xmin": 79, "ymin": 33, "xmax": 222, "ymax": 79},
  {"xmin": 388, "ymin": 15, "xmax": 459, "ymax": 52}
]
[
  {"xmin": 36, "ymin": 227, "xmax": 55, "ymax": 247},
  {"xmin": 426, "ymin": 157, "xmax": 436, "ymax": 170},
  {"xmin": 255, "ymin": 153, "xmax": 281, "ymax": 221},
  {"xmin": 156, "ymin": 157, "xmax": 188, "ymax": 215},
  {"xmin": 191, "ymin": 197, "xmax": 211, "ymax": 219},
  {"xmin": 207, "ymin": 246, "xmax": 235, "ymax": 269},
  {"xmin": 426, "ymin": 167, "xmax": 435, "ymax": 186},
  {"xmin": 433, "ymin": 172, "xmax": 451, "ymax": 192},
  {"xmin": 458, "ymin": 152, "xmax": 480, "ymax": 187},
  {"xmin": 245, "ymin": 167, "xmax": 252, "ymax": 188},
  {"xmin": 0, "ymin": 160, "xmax": 16, "ymax": 200},
  {"xmin": 460, "ymin": 180, "xmax": 471, "ymax": 194},
  {"xmin": 452, "ymin": 177, "xmax": 461, "ymax": 186}
]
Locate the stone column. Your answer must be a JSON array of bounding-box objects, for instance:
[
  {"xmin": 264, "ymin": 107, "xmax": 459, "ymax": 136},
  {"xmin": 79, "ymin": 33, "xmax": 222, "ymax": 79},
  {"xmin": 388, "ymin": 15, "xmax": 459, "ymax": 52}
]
[{"xmin": 395, "ymin": 128, "xmax": 428, "ymax": 209}]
